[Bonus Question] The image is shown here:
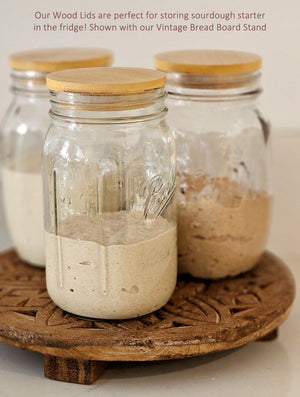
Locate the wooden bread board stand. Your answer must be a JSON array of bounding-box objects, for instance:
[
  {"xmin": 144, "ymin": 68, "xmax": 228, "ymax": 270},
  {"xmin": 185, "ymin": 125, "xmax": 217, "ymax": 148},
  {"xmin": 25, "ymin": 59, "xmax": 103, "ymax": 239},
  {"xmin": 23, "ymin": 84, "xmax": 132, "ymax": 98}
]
[{"xmin": 0, "ymin": 250, "xmax": 295, "ymax": 384}]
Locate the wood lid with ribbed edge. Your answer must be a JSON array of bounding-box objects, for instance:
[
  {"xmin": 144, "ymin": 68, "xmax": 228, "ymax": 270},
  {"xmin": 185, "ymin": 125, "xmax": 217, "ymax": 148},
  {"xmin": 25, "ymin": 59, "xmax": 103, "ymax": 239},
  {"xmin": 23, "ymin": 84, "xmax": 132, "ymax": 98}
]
[
  {"xmin": 155, "ymin": 49, "xmax": 262, "ymax": 75},
  {"xmin": 46, "ymin": 67, "xmax": 166, "ymax": 94},
  {"xmin": 9, "ymin": 48, "xmax": 113, "ymax": 72}
]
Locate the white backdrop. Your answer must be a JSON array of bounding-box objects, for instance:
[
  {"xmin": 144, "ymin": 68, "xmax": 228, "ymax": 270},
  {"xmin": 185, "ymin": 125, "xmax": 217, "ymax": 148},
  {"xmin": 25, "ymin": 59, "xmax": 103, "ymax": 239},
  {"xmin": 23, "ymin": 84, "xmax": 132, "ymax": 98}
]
[{"xmin": 0, "ymin": 0, "xmax": 299, "ymax": 132}]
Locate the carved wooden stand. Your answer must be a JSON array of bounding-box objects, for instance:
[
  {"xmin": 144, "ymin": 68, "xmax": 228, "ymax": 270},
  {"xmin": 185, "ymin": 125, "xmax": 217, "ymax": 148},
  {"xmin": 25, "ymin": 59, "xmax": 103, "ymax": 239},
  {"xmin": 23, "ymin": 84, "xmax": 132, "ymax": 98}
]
[{"xmin": 0, "ymin": 250, "xmax": 295, "ymax": 384}]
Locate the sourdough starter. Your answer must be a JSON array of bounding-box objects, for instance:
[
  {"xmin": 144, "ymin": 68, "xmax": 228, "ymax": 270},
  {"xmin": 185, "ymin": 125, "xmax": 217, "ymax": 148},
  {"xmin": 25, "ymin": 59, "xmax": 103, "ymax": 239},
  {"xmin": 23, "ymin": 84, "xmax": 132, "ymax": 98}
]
[
  {"xmin": 46, "ymin": 211, "xmax": 177, "ymax": 319},
  {"xmin": 178, "ymin": 174, "xmax": 272, "ymax": 279},
  {"xmin": 2, "ymin": 153, "xmax": 45, "ymax": 266}
]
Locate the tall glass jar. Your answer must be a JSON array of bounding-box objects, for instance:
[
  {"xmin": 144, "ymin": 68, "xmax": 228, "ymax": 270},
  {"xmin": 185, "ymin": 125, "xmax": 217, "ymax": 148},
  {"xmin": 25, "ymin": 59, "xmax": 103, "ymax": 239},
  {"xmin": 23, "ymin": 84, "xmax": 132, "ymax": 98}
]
[
  {"xmin": 1, "ymin": 48, "xmax": 113, "ymax": 267},
  {"xmin": 155, "ymin": 50, "xmax": 272, "ymax": 279},
  {"xmin": 43, "ymin": 67, "xmax": 177, "ymax": 319}
]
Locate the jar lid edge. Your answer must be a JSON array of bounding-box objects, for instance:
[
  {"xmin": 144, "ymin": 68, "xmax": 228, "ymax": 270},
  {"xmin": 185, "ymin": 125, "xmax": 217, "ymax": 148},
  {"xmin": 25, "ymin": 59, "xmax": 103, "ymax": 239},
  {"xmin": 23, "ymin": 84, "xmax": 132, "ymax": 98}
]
[{"xmin": 154, "ymin": 49, "xmax": 262, "ymax": 75}]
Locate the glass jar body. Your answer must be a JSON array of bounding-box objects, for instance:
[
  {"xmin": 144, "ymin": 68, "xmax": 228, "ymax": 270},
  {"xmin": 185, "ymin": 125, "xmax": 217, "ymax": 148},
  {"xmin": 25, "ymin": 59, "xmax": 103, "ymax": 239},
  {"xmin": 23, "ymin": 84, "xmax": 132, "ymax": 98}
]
[
  {"xmin": 166, "ymin": 80, "xmax": 272, "ymax": 279},
  {"xmin": 1, "ymin": 71, "xmax": 49, "ymax": 267},
  {"xmin": 43, "ymin": 94, "xmax": 177, "ymax": 319}
]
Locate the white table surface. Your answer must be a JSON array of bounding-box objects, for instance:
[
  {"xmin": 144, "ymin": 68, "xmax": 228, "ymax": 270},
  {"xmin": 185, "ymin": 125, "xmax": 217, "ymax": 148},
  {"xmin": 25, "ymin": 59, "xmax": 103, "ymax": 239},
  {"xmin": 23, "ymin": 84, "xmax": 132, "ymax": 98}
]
[{"xmin": 0, "ymin": 131, "xmax": 299, "ymax": 397}]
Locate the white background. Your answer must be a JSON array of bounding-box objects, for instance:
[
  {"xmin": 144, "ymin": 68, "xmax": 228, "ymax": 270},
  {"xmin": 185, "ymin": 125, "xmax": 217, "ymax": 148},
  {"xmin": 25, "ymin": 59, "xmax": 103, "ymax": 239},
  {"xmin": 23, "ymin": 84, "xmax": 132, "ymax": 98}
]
[{"xmin": 0, "ymin": 0, "xmax": 299, "ymax": 132}]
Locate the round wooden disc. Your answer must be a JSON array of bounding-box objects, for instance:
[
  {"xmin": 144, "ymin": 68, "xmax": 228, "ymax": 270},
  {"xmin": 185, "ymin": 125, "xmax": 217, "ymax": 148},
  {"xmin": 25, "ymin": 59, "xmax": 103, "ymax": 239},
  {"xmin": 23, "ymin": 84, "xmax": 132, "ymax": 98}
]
[
  {"xmin": 0, "ymin": 250, "xmax": 295, "ymax": 362},
  {"xmin": 46, "ymin": 67, "xmax": 166, "ymax": 94},
  {"xmin": 10, "ymin": 48, "xmax": 113, "ymax": 72},
  {"xmin": 155, "ymin": 50, "xmax": 262, "ymax": 74}
]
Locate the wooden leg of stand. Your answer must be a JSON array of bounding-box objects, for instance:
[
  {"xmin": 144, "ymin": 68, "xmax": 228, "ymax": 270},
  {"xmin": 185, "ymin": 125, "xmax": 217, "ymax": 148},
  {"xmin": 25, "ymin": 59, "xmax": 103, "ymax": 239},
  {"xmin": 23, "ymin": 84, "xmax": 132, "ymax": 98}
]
[
  {"xmin": 44, "ymin": 354, "xmax": 107, "ymax": 384},
  {"xmin": 258, "ymin": 328, "xmax": 279, "ymax": 342}
]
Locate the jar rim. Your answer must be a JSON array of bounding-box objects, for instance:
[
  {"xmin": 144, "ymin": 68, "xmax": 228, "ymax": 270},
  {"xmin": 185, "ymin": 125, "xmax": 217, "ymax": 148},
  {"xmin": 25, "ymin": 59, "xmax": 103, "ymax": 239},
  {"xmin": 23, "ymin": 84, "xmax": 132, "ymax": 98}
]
[
  {"xmin": 10, "ymin": 69, "xmax": 49, "ymax": 94},
  {"xmin": 164, "ymin": 70, "xmax": 261, "ymax": 97},
  {"xmin": 49, "ymin": 88, "xmax": 168, "ymax": 123}
]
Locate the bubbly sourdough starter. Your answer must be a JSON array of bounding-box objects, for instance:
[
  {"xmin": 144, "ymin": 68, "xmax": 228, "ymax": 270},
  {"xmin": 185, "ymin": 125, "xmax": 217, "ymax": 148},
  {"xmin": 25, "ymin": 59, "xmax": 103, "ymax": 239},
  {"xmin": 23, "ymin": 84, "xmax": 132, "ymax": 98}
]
[
  {"xmin": 178, "ymin": 174, "xmax": 272, "ymax": 279},
  {"xmin": 46, "ymin": 211, "xmax": 177, "ymax": 319},
  {"xmin": 2, "ymin": 153, "xmax": 45, "ymax": 266}
]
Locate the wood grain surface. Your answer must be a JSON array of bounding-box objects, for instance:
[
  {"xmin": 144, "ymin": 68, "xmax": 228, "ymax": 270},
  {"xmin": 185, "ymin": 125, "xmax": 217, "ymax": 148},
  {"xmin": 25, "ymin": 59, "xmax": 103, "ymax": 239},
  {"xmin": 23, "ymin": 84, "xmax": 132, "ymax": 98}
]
[
  {"xmin": 46, "ymin": 67, "xmax": 166, "ymax": 94},
  {"xmin": 155, "ymin": 49, "xmax": 262, "ymax": 74},
  {"xmin": 10, "ymin": 48, "xmax": 113, "ymax": 72},
  {"xmin": 0, "ymin": 250, "xmax": 295, "ymax": 383},
  {"xmin": 0, "ymin": 249, "xmax": 295, "ymax": 360}
]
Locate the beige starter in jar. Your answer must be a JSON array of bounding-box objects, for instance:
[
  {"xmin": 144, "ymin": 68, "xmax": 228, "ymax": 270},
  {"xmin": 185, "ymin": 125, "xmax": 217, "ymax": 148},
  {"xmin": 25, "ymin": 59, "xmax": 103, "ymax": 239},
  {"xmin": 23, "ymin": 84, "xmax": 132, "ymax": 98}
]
[
  {"xmin": 43, "ymin": 67, "xmax": 177, "ymax": 319},
  {"xmin": 1, "ymin": 48, "xmax": 114, "ymax": 267},
  {"xmin": 155, "ymin": 49, "xmax": 273, "ymax": 279}
]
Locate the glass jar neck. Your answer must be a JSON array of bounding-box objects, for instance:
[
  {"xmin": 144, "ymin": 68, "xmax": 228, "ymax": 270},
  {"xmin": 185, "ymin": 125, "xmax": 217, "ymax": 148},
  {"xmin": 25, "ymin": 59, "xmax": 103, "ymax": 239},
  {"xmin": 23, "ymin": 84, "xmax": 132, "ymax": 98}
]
[
  {"xmin": 49, "ymin": 88, "xmax": 167, "ymax": 124},
  {"xmin": 165, "ymin": 71, "xmax": 262, "ymax": 102},
  {"xmin": 11, "ymin": 69, "xmax": 49, "ymax": 97}
]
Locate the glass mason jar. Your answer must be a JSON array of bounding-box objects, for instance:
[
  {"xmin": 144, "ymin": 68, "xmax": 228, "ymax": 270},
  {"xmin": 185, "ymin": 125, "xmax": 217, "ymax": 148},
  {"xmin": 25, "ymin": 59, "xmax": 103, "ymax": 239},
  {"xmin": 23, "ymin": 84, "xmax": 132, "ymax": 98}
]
[
  {"xmin": 0, "ymin": 48, "xmax": 113, "ymax": 267},
  {"xmin": 43, "ymin": 67, "xmax": 177, "ymax": 319},
  {"xmin": 155, "ymin": 50, "xmax": 272, "ymax": 279}
]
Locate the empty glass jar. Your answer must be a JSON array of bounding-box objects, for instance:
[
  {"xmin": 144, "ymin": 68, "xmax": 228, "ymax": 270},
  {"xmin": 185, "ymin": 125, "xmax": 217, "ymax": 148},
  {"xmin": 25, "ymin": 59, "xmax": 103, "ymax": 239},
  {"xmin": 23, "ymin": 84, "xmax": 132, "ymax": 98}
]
[
  {"xmin": 1, "ymin": 48, "xmax": 113, "ymax": 267},
  {"xmin": 43, "ymin": 67, "xmax": 177, "ymax": 319},
  {"xmin": 155, "ymin": 49, "xmax": 272, "ymax": 279}
]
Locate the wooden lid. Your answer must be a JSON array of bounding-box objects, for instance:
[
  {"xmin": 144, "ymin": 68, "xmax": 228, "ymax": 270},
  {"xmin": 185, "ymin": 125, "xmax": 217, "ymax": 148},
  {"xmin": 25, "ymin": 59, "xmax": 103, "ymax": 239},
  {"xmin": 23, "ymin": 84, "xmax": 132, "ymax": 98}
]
[
  {"xmin": 46, "ymin": 67, "xmax": 166, "ymax": 94},
  {"xmin": 155, "ymin": 50, "xmax": 262, "ymax": 75},
  {"xmin": 9, "ymin": 48, "xmax": 113, "ymax": 72}
]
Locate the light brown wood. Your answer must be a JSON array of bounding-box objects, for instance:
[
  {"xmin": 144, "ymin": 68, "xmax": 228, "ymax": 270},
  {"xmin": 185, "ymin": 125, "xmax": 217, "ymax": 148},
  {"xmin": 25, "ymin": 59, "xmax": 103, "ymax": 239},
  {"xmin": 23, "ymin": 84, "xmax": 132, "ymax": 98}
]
[
  {"xmin": 155, "ymin": 50, "xmax": 262, "ymax": 74},
  {"xmin": 44, "ymin": 355, "xmax": 106, "ymax": 384},
  {"xmin": 0, "ymin": 250, "xmax": 295, "ymax": 384},
  {"xmin": 10, "ymin": 48, "xmax": 113, "ymax": 72},
  {"xmin": 46, "ymin": 67, "xmax": 166, "ymax": 94}
]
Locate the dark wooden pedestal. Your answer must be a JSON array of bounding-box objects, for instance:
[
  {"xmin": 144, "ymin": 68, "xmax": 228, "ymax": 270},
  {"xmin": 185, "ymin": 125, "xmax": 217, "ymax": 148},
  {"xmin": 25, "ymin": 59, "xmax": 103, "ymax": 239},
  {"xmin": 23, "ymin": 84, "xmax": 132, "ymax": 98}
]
[{"xmin": 0, "ymin": 250, "xmax": 295, "ymax": 384}]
